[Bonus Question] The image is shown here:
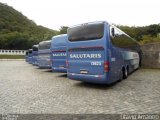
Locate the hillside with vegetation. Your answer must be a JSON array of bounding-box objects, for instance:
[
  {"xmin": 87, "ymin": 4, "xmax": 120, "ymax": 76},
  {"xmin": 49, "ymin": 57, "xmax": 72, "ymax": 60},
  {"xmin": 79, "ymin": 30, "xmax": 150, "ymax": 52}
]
[
  {"xmin": 0, "ymin": 2, "xmax": 59, "ymax": 50},
  {"xmin": 118, "ymin": 24, "xmax": 160, "ymax": 45}
]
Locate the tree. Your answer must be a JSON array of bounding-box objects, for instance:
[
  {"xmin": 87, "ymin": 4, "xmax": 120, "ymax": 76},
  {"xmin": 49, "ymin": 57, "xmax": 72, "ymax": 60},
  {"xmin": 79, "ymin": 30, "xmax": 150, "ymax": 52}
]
[{"xmin": 59, "ymin": 26, "xmax": 69, "ymax": 34}]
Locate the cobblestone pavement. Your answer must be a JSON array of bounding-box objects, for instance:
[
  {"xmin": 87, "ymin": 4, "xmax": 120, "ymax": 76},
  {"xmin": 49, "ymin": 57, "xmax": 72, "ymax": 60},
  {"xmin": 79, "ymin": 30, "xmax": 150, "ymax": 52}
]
[{"xmin": 0, "ymin": 61, "xmax": 160, "ymax": 114}]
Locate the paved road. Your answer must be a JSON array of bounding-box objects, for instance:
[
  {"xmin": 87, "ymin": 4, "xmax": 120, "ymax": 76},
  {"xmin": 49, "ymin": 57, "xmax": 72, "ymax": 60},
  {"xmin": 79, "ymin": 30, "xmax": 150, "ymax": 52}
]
[{"xmin": 0, "ymin": 61, "xmax": 160, "ymax": 114}]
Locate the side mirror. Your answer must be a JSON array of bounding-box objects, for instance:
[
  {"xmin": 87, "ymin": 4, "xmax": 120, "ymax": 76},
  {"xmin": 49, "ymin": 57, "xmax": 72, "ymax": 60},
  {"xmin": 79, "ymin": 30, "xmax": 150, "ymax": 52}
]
[{"xmin": 111, "ymin": 28, "xmax": 115, "ymax": 37}]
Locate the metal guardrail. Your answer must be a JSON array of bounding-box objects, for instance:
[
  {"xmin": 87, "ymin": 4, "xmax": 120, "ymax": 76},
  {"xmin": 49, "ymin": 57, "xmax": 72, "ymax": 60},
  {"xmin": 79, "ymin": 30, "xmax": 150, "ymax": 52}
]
[{"xmin": 0, "ymin": 50, "xmax": 26, "ymax": 55}]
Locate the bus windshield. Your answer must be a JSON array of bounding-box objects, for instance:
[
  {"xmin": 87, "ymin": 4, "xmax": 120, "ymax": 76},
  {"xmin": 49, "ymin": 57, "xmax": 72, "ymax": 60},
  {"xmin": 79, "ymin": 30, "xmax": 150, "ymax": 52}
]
[
  {"xmin": 25, "ymin": 51, "xmax": 28, "ymax": 55},
  {"xmin": 68, "ymin": 23, "xmax": 104, "ymax": 42},
  {"xmin": 32, "ymin": 45, "xmax": 38, "ymax": 51},
  {"xmin": 29, "ymin": 49, "xmax": 32, "ymax": 54},
  {"xmin": 39, "ymin": 41, "xmax": 51, "ymax": 50}
]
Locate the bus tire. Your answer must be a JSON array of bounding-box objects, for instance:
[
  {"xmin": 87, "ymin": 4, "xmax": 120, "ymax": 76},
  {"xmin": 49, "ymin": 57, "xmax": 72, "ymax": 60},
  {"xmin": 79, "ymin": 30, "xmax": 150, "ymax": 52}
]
[
  {"xmin": 118, "ymin": 70, "xmax": 123, "ymax": 82},
  {"xmin": 123, "ymin": 67, "xmax": 128, "ymax": 79}
]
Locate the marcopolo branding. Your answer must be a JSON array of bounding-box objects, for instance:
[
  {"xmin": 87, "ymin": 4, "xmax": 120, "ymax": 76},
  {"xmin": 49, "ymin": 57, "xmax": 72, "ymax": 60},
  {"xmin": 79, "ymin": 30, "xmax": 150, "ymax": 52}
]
[
  {"xmin": 70, "ymin": 53, "xmax": 102, "ymax": 59},
  {"xmin": 53, "ymin": 53, "xmax": 66, "ymax": 57}
]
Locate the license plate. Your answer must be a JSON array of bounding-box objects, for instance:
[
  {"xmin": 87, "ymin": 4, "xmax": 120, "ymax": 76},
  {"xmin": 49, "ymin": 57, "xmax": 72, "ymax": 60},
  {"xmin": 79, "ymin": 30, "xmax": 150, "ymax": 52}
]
[
  {"xmin": 59, "ymin": 66, "xmax": 64, "ymax": 68},
  {"xmin": 80, "ymin": 70, "xmax": 88, "ymax": 74}
]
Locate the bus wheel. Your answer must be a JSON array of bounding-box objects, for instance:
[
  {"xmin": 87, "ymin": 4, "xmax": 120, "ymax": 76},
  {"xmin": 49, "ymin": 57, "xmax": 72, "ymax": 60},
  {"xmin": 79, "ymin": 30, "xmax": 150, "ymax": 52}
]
[
  {"xmin": 118, "ymin": 70, "xmax": 123, "ymax": 82},
  {"xmin": 122, "ymin": 67, "xmax": 128, "ymax": 79}
]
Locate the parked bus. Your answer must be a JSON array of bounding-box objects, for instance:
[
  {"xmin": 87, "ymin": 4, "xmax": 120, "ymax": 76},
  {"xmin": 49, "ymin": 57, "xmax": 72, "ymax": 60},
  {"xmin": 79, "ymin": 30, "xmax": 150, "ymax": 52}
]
[
  {"xmin": 67, "ymin": 21, "xmax": 142, "ymax": 84},
  {"xmin": 51, "ymin": 34, "xmax": 67, "ymax": 72},
  {"xmin": 28, "ymin": 49, "xmax": 33, "ymax": 64},
  {"xmin": 32, "ymin": 45, "xmax": 39, "ymax": 65},
  {"xmin": 25, "ymin": 50, "xmax": 29, "ymax": 62},
  {"xmin": 37, "ymin": 40, "xmax": 51, "ymax": 69}
]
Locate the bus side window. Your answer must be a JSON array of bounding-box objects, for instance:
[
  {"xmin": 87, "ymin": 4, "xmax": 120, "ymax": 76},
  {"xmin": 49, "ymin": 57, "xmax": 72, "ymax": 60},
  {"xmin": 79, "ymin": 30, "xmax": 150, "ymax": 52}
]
[{"xmin": 110, "ymin": 26, "xmax": 137, "ymax": 50}]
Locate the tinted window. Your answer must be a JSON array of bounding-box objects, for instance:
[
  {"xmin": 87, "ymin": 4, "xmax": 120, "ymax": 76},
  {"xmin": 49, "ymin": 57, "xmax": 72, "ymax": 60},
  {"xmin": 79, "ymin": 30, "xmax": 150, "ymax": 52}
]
[
  {"xmin": 110, "ymin": 27, "xmax": 138, "ymax": 50},
  {"xmin": 32, "ymin": 45, "xmax": 38, "ymax": 51},
  {"xmin": 39, "ymin": 41, "xmax": 51, "ymax": 50},
  {"xmin": 29, "ymin": 49, "xmax": 32, "ymax": 54},
  {"xmin": 25, "ymin": 51, "xmax": 28, "ymax": 55},
  {"xmin": 68, "ymin": 23, "xmax": 104, "ymax": 41}
]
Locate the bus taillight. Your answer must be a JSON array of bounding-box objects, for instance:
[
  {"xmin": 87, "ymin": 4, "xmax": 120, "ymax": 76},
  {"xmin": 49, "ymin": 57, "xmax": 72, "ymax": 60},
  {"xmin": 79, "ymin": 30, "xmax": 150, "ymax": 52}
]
[{"xmin": 104, "ymin": 61, "xmax": 109, "ymax": 72}]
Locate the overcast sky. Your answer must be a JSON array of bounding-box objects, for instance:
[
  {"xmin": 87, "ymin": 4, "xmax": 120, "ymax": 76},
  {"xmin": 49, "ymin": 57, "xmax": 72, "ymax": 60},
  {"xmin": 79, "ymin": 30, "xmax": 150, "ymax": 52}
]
[{"xmin": 0, "ymin": 0, "xmax": 160, "ymax": 30}]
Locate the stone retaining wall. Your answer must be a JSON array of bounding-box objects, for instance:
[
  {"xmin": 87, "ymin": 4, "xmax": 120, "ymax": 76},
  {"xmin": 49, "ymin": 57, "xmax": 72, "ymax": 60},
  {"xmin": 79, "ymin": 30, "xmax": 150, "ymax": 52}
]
[{"xmin": 141, "ymin": 43, "xmax": 160, "ymax": 68}]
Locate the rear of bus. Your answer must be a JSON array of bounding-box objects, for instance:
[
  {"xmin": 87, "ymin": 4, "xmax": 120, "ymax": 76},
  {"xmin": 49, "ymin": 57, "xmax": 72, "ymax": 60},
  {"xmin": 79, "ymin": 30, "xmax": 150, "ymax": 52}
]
[
  {"xmin": 32, "ymin": 45, "xmax": 38, "ymax": 66},
  {"xmin": 28, "ymin": 49, "xmax": 33, "ymax": 64},
  {"xmin": 51, "ymin": 34, "xmax": 67, "ymax": 72},
  {"xmin": 28, "ymin": 49, "xmax": 32, "ymax": 64},
  {"xmin": 67, "ymin": 21, "xmax": 110, "ymax": 84},
  {"xmin": 37, "ymin": 41, "xmax": 51, "ymax": 69}
]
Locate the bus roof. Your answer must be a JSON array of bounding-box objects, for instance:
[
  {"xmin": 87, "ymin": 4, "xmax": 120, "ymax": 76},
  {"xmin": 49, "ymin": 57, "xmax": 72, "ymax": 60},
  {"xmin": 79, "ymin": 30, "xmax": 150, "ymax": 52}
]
[
  {"xmin": 39, "ymin": 40, "xmax": 51, "ymax": 45},
  {"xmin": 51, "ymin": 34, "xmax": 67, "ymax": 47},
  {"xmin": 52, "ymin": 34, "xmax": 67, "ymax": 39},
  {"xmin": 38, "ymin": 40, "xmax": 51, "ymax": 50},
  {"xmin": 68, "ymin": 21, "xmax": 109, "ymax": 29},
  {"xmin": 32, "ymin": 44, "xmax": 38, "ymax": 51},
  {"xmin": 32, "ymin": 44, "xmax": 38, "ymax": 49}
]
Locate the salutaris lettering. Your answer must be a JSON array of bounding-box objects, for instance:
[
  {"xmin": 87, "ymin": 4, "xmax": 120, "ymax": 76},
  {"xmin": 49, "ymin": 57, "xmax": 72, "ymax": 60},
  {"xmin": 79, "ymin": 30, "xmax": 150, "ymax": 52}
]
[{"xmin": 70, "ymin": 53, "xmax": 102, "ymax": 59}]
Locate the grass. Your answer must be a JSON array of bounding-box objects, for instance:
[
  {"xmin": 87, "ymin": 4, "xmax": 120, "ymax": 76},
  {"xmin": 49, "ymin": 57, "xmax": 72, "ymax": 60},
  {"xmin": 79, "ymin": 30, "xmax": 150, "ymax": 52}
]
[{"xmin": 0, "ymin": 55, "xmax": 25, "ymax": 59}]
